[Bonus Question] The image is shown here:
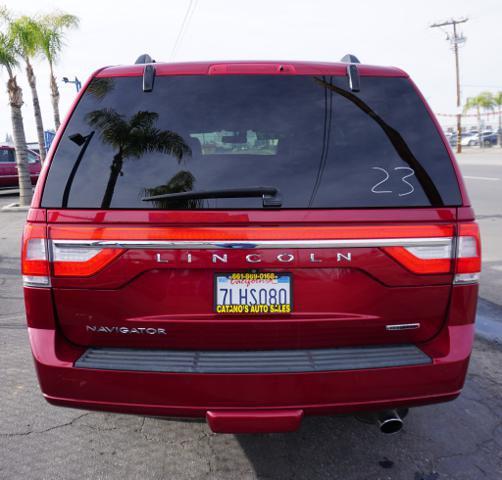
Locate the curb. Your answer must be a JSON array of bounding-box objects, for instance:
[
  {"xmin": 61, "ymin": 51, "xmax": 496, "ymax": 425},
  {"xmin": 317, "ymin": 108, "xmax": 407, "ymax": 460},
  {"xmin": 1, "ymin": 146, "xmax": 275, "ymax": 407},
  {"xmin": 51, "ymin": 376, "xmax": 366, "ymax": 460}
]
[
  {"xmin": 0, "ymin": 188, "xmax": 19, "ymax": 197},
  {"xmin": 1, "ymin": 202, "xmax": 30, "ymax": 212}
]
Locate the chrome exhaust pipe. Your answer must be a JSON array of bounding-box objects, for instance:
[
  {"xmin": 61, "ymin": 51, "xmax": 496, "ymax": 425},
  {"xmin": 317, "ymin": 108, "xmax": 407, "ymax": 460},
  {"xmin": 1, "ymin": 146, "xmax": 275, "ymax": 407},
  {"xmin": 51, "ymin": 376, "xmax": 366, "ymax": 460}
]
[
  {"xmin": 376, "ymin": 410, "xmax": 403, "ymax": 435},
  {"xmin": 355, "ymin": 408, "xmax": 408, "ymax": 435}
]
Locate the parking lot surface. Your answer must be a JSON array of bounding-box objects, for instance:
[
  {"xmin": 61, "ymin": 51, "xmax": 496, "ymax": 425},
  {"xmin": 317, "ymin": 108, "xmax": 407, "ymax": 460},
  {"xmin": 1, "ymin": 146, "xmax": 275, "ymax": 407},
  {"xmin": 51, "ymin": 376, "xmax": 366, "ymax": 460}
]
[{"xmin": 1, "ymin": 149, "xmax": 502, "ymax": 479}]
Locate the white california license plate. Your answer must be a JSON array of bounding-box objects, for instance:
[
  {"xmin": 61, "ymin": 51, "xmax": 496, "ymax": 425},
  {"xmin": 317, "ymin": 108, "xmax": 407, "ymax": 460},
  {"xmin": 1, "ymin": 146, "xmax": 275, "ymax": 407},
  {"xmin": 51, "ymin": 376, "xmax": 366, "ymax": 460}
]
[{"xmin": 214, "ymin": 272, "xmax": 292, "ymax": 314}]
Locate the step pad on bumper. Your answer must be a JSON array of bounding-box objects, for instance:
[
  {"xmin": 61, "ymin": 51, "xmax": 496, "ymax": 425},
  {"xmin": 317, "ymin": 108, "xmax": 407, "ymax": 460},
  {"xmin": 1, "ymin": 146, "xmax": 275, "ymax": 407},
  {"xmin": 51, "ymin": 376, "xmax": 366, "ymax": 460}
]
[{"xmin": 75, "ymin": 344, "xmax": 431, "ymax": 373}]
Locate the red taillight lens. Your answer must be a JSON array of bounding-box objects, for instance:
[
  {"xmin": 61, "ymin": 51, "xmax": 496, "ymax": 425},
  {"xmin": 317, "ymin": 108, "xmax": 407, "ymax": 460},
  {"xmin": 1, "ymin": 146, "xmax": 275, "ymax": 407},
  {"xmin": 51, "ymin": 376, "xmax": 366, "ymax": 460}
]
[
  {"xmin": 49, "ymin": 226, "xmax": 124, "ymax": 276},
  {"xmin": 382, "ymin": 244, "xmax": 452, "ymax": 274},
  {"xmin": 22, "ymin": 224, "xmax": 50, "ymax": 286},
  {"xmin": 52, "ymin": 246, "xmax": 123, "ymax": 276},
  {"xmin": 454, "ymin": 223, "xmax": 481, "ymax": 283},
  {"xmin": 23, "ymin": 224, "xmax": 123, "ymax": 280},
  {"xmin": 383, "ymin": 222, "xmax": 481, "ymax": 282}
]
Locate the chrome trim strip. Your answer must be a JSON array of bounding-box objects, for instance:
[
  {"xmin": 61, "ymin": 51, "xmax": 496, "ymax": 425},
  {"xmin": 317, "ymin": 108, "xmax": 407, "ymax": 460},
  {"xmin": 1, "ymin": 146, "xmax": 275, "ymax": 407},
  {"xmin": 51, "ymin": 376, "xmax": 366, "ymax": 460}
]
[
  {"xmin": 385, "ymin": 323, "xmax": 420, "ymax": 331},
  {"xmin": 51, "ymin": 237, "xmax": 453, "ymax": 250}
]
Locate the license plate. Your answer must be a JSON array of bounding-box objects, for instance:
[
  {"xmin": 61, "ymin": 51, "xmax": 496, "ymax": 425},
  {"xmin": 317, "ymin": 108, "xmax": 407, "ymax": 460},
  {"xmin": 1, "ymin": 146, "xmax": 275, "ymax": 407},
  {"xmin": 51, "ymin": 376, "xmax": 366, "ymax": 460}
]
[{"xmin": 214, "ymin": 272, "xmax": 292, "ymax": 314}]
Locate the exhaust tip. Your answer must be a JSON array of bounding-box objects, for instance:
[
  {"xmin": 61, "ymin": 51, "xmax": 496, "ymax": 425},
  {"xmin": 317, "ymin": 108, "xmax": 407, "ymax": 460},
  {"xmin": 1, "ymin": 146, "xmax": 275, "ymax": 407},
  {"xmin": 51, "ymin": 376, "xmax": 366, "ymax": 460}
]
[
  {"xmin": 378, "ymin": 416, "xmax": 403, "ymax": 435},
  {"xmin": 355, "ymin": 408, "xmax": 407, "ymax": 435}
]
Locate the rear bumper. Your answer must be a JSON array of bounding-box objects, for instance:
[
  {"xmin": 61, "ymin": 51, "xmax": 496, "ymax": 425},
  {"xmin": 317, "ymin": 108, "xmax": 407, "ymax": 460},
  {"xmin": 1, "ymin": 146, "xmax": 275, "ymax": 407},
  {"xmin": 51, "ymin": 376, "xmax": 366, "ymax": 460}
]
[{"xmin": 29, "ymin": 324, "xmax": 474, "ymax": 418}]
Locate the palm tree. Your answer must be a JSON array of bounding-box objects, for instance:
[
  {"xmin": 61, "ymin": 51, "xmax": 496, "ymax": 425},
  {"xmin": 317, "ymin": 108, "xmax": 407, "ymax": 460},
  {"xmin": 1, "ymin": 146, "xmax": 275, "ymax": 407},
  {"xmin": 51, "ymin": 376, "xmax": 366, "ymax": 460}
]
[
  {"xmin": 463, "ymin": 97, "xmax": 481, "ymax": 145},
  {"xmin": 494, "ymin": 92, "xmax": 502, "ymax": 147},
  {"xmin": 0, "ymin": 31, "xmax": 32, "ymax": 205},
  {"xmin": 86, "ymin": 109, "xmax": 191, "ymax": 208},
  {"xmin": 143, "ymin": 171, "xmax": 200, "ymax": 209},
  {"xmin": 464, "ymin": 92, "xmax": 495, "ymax": 148},
  {"xmin": 38, "ymin": 12, "xmax": 79, "ymax": 131},
  {"xmin": 478, "ymin": 92, "xmax": 495, "ymax": 132},
  {"xmin": 7, "ymin": 14, "xmax": 47, "ymax": 161}
]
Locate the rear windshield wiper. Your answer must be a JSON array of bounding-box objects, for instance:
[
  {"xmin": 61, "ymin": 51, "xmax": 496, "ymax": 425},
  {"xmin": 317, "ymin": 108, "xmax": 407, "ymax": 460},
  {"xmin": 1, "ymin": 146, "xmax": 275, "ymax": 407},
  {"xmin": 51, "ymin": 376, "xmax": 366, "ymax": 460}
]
[{"xmin": 141, "ymin": 186, "xmax": 282, "ymax": 207}]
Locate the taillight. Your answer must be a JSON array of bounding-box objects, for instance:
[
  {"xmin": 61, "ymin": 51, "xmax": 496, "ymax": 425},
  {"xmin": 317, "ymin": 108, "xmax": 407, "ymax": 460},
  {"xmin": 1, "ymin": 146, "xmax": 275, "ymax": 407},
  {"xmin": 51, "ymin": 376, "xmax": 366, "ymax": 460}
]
[
  {"xmin": 454, "ymin": 223, "xmax": 481, "ymax": 284},
  {"xmin": 52, "ymin": 245, "xmax": 123, "ymax": 276},
  {"xmin": 22, "ymin": 223, "xmax": 124, "ymax": 282},
  {"xmin": 383, "ymin": 243, "xmax": 452, "ymax": 274},
  {"xmin": 22, "ymin": 224, "xmax": 50, "ymax": 287},
  {"xmin": 383, "ymin": 222, "xmax": 481, "ymax": 282}
]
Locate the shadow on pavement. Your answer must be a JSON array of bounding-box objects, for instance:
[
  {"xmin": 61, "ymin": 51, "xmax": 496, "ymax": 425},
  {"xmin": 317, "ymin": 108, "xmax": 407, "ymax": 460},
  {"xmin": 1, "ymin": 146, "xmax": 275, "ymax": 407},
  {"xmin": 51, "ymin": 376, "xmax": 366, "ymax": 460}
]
[{"xmin": 235, "ymin": 414, "xmax": 426, "ymax": 479}]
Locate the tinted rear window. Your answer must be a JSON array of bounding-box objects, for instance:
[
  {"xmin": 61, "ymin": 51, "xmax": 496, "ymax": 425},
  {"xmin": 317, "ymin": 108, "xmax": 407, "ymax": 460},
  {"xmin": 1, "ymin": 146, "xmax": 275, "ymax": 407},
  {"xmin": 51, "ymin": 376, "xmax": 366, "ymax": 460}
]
[{"xmin": 42, "ymin": 74, "xmax": 462, "ymax": 209}]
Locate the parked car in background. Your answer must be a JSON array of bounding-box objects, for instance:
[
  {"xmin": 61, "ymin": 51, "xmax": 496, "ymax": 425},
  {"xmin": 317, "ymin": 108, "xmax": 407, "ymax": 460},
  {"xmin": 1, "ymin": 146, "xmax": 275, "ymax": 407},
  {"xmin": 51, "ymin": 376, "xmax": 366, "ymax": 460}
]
[
  {"xmin": 461, "ymin": 133, "xmax": 480, "ymax": 147},
  {"xmin": 460, "ymin": 131, "xmax": 498, "ymax": 147},
  {"xmin": 446, "ymin": 132, "xmax": 458, "ymax": 147},
  {"xmin": 0, "ymin": 145, "xmax": 41, "ymax": 188},
  {"xmin": 481, "ymin": 132, "xmax": 498, "ymax": 146}
]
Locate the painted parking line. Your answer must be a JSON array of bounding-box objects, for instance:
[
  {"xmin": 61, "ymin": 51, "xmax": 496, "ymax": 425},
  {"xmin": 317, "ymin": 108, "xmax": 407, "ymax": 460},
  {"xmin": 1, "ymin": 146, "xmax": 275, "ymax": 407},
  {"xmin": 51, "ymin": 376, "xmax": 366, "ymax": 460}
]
[{"xmin": 463, "ymin": 175, "xmax": 500, "ymax": 181}]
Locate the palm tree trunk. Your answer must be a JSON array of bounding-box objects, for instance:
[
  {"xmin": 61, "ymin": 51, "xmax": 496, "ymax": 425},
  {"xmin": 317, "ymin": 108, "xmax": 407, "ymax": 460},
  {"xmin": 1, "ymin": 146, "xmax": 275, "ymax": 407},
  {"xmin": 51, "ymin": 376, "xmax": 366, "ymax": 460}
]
[
  {"xmin": 7, "ymin": 74, "xmax": 33, "ymax": 207},
  {"xmin": 26, "ymin": 59, "xmax": 47, "ymax": 162},
  {"xmin": 101, "ymin": 152, "xmax": 123, "ymax": 208},
  {"xmin": 49, "ymin": 62, "xmax": 61, "ymax": 130}
]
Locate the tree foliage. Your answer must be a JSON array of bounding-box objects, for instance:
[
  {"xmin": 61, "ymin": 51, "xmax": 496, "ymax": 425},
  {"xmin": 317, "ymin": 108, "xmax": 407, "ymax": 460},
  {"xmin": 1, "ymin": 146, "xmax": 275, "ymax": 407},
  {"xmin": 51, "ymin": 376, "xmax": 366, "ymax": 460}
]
[{"xmin": 38, "ymin": 12, "xmax": 79, "ymax": 66}]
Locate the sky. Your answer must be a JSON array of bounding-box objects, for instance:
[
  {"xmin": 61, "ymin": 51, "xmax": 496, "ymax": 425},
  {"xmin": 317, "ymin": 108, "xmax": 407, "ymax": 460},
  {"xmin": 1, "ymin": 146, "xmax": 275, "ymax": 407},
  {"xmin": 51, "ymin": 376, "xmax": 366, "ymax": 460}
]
[{"xmin": 1, "ymin": 0, "xmax": 501, "ymax": 142}]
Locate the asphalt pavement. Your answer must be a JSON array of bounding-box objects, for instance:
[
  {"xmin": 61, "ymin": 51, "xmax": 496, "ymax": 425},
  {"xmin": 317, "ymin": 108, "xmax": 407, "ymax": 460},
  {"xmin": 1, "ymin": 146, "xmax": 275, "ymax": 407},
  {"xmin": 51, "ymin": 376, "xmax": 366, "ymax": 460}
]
[
  {"xmin": 1, "ymin": 150, "xmax": 502, "ymax": 479},
  {"xmin": 457, "ymin": 149, "xmax": 502, "ymax": 344}
]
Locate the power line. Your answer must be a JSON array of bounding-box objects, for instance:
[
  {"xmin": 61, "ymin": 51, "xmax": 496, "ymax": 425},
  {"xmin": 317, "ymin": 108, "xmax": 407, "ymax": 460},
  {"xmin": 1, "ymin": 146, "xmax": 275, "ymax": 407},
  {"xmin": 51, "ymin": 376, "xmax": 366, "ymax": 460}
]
[
  {"xmin": 170, "ymin": 0, "xmax": 198, "ymax": 61},
  {"xmin": 463, "ymin": 84, "xmax": 502, "ymax": 89},
  {"xmin": 430, "ymin": 17, "xmax": 469, "ymax": 154}
]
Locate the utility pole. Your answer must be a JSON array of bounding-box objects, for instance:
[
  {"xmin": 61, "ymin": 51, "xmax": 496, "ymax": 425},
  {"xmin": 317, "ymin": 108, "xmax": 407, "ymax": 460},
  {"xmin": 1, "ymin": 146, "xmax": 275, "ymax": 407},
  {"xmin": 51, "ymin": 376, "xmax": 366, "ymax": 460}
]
[{"xmin": 430, "ymin": 17, "xmax": 468, "ymax": 154}]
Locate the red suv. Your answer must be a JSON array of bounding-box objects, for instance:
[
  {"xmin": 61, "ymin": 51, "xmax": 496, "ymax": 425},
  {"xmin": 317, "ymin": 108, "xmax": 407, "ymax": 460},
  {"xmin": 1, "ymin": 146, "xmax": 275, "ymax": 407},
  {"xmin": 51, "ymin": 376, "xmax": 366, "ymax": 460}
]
[
  {"xmin": 0, "ymin": 145, "xmax": 41, "ymax": 188},
  {"xmin": 22, "ymin": 57, "xmax": 480, "ymax": 434}
]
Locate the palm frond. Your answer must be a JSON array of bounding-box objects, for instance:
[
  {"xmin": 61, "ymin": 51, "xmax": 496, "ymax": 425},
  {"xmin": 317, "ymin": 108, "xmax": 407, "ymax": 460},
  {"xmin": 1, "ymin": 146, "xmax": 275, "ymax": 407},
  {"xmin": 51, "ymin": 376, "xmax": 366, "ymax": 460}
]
[
  {"xmin": 477, "ymin": 91, "xmax": 495, "ymax": 110},
  {"xmin": 86, "ymin": 108, "xmax": 130, "ymax": 149},
  {"xmin": 37, "ymin": 11, "xmax": 78, "ymax": 64},
  {"xmin": 128, "ymin": 111, "xmax": 158, "ymax": 130},
  {"xmin": 8, "ymin": 16, "xmax": 44, "ymax": 59},
  {"xmin": 463, "ymin": 97, "xmax": 478, "ymax": 113},
  {"xmin": 44, "ymin": 12, "xmax": 79, "ymax": 29},
  {"xmin": 0, "ymin": 31, "xmax": 19, "ymax": 73},
  {"xmin": 464, "ymin": 92, "xmax": 495, "ymax": 113},
  {"xmin": 87, "ymin": 78, "xmax": 115, "ymax": 100},
  {"xmin": 142, "ymin": 171, "xmax": 200, "ymax": 209},
  {"xmin": 86, "ymin": 107, "xmax": 191, "ymax": 163},
  {"xmin": 0, "ymin": 6, "xmax": 11, "ymax": 23}
]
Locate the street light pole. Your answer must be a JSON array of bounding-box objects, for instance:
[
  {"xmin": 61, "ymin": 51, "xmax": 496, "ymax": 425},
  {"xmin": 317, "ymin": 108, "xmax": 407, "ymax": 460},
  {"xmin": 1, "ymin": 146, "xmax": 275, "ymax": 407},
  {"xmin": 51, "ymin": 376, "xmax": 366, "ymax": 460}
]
[
  {"xmin": 62, "ymin": 76, "xmax": 82, "ymax": 92},
  {"xmin": 430, "ymin": 17, "xmax": 468, "ymax": 154}
]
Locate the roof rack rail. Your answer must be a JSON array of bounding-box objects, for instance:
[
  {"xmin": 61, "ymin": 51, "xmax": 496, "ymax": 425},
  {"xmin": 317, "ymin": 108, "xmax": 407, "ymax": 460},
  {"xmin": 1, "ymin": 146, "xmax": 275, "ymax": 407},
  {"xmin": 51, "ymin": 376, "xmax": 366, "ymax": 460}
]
[
  {"xmin": 142, "ymin": 64, "xmax": 156, "ymax": 92},
  {"xmin": 135, "ymin": 54, "xmax": 155, "ymax": 64},
  {"xmin": 340, "ymin": 54, "xmax": 360, "ymax": 64},
  {"xmin": 340, "ymin": 54, "xmax": 360, "ymax": 92}
]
